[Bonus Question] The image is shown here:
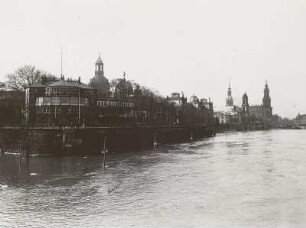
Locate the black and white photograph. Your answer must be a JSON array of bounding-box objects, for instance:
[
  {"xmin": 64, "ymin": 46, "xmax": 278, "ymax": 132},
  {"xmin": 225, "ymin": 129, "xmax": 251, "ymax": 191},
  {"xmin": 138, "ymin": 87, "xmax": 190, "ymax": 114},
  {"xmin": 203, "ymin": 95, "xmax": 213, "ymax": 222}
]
[{"xmin": 0, "ymin": 0, "xmax": 305, "ymax": 227}]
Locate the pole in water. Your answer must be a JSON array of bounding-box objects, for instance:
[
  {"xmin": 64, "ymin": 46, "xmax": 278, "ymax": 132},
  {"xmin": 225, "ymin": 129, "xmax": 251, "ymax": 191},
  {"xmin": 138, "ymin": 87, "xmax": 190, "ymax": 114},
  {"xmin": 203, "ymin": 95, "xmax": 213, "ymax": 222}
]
[
  {"xmin": 102, "ymin": 136, "xmax": 107, "ymax": 169},
  {"xmin": 19, "ymin": 140, "xmax": 22, "ymax": 164},
  {"xmin": 153, "ymin": 132, "xmax": 158, "ymax": 148},
  {"xmin": 82, "ymin": 166, "xmax": 88, "ymax": 176},
  {"xmin": 190, "ymin": 130, "xmax": 194, "ymax": 141}
]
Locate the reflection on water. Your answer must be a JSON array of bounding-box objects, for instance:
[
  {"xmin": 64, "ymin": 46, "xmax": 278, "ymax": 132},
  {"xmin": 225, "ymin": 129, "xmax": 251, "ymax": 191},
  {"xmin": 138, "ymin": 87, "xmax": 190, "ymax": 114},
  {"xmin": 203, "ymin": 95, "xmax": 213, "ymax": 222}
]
[{"xmin": 1, "ymin": 130, "xmax": 306, "ymax": 228}]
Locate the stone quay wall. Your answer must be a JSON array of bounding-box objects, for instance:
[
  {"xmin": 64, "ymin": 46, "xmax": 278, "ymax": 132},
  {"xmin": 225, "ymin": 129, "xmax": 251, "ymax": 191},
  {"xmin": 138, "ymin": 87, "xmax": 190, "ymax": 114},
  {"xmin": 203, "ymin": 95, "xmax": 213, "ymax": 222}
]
[{"xmin": 0, "ymin": 125, "xmax": 214, "ymax": 155}]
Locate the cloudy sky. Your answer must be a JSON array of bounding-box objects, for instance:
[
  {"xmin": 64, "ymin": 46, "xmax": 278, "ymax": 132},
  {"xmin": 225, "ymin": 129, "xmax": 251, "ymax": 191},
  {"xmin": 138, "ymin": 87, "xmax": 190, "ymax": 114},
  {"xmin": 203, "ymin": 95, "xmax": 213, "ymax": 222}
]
[{"xmin": 0, "ymin": 0, "xmax": 305, "ymax": 118}]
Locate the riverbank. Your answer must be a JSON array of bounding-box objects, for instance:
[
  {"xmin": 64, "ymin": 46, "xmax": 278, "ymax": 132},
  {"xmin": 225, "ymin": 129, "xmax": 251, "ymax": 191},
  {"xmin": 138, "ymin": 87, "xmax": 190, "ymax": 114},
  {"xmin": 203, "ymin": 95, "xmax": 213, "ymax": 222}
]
[{"xmin": 0, "ymin": 125, "xmax": 214, "ymax": 155}]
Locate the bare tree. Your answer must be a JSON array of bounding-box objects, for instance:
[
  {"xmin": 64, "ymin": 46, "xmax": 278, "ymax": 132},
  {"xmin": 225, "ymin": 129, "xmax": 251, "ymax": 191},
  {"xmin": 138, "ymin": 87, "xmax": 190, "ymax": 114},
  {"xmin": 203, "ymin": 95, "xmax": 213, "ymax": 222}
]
[
  {"xmin": 109, "ymin": 79, "xmax": 121, "ymax": 95},
  {"xmin": 0, "ymin": 81, "xmax": 6, "ymax": 90},
  {"xmin": 5, "ymin": 65, "xmax": 42, "ymax": 91},
  {"xmin": 110, "ymin": 78, "xmax": 134, "ymax": 99}
]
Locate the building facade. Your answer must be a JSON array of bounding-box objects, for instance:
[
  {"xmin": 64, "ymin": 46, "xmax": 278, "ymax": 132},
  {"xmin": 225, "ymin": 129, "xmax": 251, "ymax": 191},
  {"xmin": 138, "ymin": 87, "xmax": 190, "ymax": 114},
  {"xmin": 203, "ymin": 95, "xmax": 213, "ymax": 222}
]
[
  {"xmin": 168, "ymin": 92, "xmax": 186, "ymax": 107},
  {"xmin": 23, "ymin": 56, "xmax": 215, "ymax": 128},
  {"xmin": 236, "ymin": 81, "xmax": 274, "ymax": 130},
  {"xmin": 167, "ymin": 93, "xmax": 214, "ymax": 126},
  {"xmin": 25, "ymin": 76, "xmax": 59, "ymax": 125},
  {"xmin": 296, "ymin": 114, "xmax": 306, "ymax": 126},
  {"xmin": 0, "ymin": 91, "xmax": 24, "ymax": 125},
  {"xmin": 215, "ymin": 84, "xmax": 239, "ymax": 126},
  {"xmin": 25, "ymin": 77, "xmax": 96, "ymax": 126}
]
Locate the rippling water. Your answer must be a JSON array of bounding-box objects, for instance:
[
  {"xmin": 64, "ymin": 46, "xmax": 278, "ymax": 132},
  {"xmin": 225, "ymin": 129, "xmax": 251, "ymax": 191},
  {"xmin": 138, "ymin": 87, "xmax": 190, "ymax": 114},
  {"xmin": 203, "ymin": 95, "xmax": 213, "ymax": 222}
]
[{"xmin": 1, "ymin": 130, "xmax": 306, "ymax": 228}]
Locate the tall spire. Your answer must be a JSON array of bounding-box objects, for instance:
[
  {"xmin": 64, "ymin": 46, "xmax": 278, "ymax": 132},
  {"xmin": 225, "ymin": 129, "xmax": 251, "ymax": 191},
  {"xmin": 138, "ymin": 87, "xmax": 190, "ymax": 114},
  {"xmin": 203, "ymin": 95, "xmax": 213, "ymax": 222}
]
[
  {"xmin": 123, "ymin": 71, "xmax": 126, "ymax": 81},
  {"xmin": 226, "ymin": 82, "xmax": 233, "ymax": 106},
  {"xmin": 263, "ymin": 81, "xmax": 271, "ymax": 107},
  {"xmin": 262, "ymin": 81, "xmax": 272, "ymax": 117},
  {"xmin": 228, "ymin": 81, "xmax": 232, "ymax": 96},
  {"xmin": 264, "ymin": 81, "xmax": 269, "ymax": 96}
]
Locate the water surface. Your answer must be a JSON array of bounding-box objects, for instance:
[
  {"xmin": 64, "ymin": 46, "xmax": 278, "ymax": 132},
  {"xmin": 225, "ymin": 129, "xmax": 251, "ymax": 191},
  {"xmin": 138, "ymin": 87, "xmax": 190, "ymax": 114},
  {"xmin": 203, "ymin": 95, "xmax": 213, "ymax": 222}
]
[{"xmin": 1, "ymin": 130, "xmax": 306, "ymax": 227}]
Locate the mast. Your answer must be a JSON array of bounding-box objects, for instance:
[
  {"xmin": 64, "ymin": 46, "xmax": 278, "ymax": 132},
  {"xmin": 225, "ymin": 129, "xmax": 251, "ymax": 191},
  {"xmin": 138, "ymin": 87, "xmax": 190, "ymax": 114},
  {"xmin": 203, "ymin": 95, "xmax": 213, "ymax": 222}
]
[
  {"xmin": 78, "ymin": 79, "xmax": 81, "ymax": 124},
  {"xmin": 60, "ymin": 47, "xmax": 63, "ymax": 78}
]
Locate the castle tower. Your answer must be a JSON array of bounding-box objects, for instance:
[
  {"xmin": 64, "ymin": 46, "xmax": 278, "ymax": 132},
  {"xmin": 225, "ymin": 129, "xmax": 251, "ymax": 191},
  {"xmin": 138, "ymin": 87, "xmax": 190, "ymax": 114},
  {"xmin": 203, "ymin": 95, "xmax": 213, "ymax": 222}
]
[{"xmin": 226, "ymin": 83, "xmax": 234, "ymax": 106}]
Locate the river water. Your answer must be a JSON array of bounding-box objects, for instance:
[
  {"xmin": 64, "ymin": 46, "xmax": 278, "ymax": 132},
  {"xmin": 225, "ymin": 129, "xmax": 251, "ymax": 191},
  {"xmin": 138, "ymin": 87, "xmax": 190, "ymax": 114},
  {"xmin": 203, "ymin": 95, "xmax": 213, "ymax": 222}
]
[{"xmin": 0, "ymin": 130, "xmax": 306, "ymax": 228}]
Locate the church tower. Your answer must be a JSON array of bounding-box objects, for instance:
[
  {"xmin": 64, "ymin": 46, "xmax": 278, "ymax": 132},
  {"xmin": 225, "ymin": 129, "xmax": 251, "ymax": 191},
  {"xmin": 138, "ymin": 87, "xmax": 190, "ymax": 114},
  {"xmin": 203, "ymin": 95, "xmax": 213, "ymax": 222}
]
[
  {"xmin": 226, "ymin": 83, "xmax": 234, "ymax": 106},
  {"xmin": 89, "ymin": 55, "xmax": 110, "ymax": 98},
  {"xmin": 241, "ymin": 92, "xmax": 250, "ymax": 130},
  {"xmin": 262, "ymin": 81, "xmax": 271, "ymax": 107},
  {"xmin": 262, "ymin": 81, "xmax": 272, "ymax": 118},
  {"xmin": 242, "ymin": 92, "xmax": 249, "ymax": 114},
  {"xmin": 95, "ymin": 54, "xmax": 104, "ymax": 77}
]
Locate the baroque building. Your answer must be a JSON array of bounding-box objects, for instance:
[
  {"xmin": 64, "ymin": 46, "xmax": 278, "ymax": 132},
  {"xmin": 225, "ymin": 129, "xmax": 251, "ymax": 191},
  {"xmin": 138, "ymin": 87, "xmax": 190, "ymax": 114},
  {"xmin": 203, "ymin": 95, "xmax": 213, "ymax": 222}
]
[
  {"xmin": 248, "ymin": 82, "xmax": 273, "ymax": 121},
  {"xmin": 167, "ymin": 93, "xmax": 214, "ymax": 126},
  {"xmin": 214, "ymin": 84, "xmax": 239, "ymax": 125},
  {"xmin": 238, "ymin": 81, "xmax": 274, "ymax": 130},
  {"xmin": 168, "ymin": 92, "xmax": 185, "ymax": 107}
]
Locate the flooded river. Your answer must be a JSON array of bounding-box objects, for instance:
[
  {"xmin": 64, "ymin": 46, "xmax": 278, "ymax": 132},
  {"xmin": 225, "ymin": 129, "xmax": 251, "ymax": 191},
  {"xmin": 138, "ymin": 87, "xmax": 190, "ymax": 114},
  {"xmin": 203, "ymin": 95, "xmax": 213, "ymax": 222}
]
[{"xmin": 1, "ymin": 130, "xmax": 306, "ymax": 227}]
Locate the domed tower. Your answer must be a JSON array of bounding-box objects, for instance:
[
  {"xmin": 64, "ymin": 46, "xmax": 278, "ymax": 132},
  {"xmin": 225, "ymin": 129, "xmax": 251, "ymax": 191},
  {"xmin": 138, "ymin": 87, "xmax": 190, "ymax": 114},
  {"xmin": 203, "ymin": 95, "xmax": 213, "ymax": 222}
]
[
  {"xmin": 242, "ymin": 92, "xmax": 249, "ymax": 114},
  {"xmin": 95, "ymin": 55, "xmax": 104, "ymax": 77},
  {"xmin": 226, "ymin": 83, "xmax": 234, "ymax": 106},
  {"xmin": 89, "ymin": 55, "xmax": 110, "ymax": 98}
]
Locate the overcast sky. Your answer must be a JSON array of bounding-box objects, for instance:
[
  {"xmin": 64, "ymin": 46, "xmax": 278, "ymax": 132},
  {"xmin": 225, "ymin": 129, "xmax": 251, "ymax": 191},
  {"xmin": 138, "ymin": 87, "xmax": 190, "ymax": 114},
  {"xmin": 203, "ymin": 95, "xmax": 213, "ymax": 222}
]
[{"xmin": 0, "ymin": 0, "xmax": 305, "ymax": 118}]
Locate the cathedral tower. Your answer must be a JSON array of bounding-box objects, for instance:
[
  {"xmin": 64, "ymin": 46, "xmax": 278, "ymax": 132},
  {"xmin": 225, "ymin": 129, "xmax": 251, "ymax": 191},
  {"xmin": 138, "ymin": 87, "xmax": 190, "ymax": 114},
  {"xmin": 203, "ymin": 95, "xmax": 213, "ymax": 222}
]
[
  {"xmin": 262, "ymin": 81, "xmax": 271, "ymax": 107},
  {"xmin": 262, "ymin": 81, "xmax": 272, "ymax": 118}
]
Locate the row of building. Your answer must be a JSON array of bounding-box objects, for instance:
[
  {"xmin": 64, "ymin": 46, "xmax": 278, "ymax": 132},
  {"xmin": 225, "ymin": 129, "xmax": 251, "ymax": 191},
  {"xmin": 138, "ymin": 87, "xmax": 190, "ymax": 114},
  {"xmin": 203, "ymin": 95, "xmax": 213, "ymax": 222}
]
[
  {"xmin": 22, "ymin": 55, "xmax": 214, "ymax": 127},
  {"xmin": 215, "ymin": 82, "xmax": 280, "ymax": 130},
  {"xmin": 295, "ymin": 114, "xmax": 306, "ymax": 126},
  {"xmin": 3, "ymin": 55, "xmax": 291, "ymax": 130}
]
